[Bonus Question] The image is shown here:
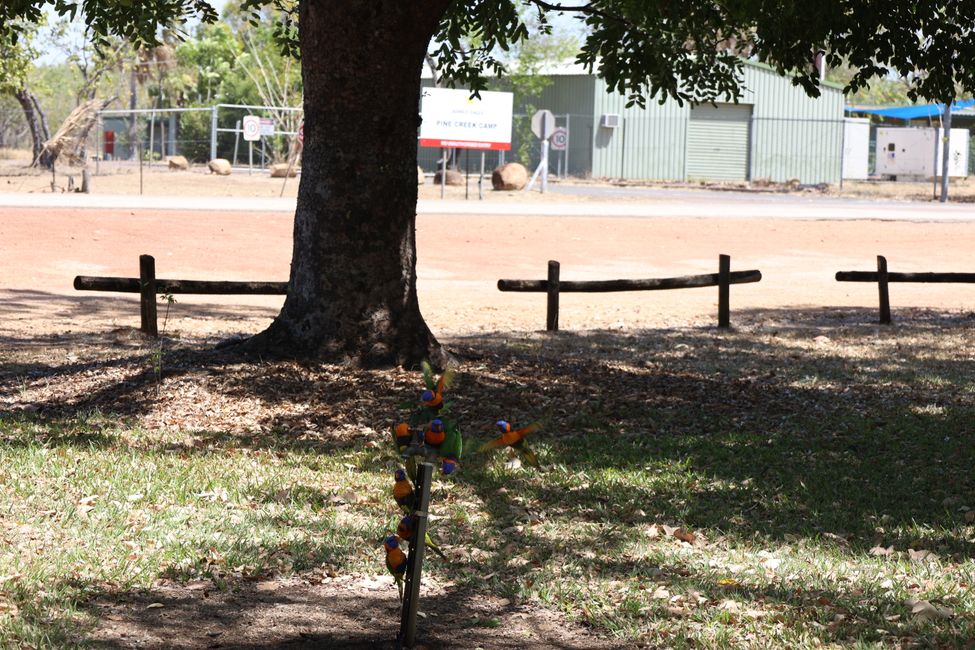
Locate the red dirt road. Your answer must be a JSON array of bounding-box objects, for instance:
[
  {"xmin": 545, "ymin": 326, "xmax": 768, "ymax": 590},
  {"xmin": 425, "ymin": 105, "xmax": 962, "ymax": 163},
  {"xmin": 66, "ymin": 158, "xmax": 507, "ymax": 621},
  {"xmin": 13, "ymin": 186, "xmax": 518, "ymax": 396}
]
[{"xmin": 3, "ymin": 207, "xmax": 975, "ymax": 340}]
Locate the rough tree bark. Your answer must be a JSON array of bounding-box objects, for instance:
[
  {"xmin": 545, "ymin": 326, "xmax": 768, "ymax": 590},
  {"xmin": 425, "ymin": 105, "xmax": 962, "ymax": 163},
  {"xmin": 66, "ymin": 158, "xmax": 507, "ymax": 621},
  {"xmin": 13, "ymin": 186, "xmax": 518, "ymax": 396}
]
[
  {"xmin": 14, "ymin": 86, "xmax": 52, "ymax": 168},
  {"xmin": 245, "ymin": 1, "xmax": 451, "ymax": 367}
]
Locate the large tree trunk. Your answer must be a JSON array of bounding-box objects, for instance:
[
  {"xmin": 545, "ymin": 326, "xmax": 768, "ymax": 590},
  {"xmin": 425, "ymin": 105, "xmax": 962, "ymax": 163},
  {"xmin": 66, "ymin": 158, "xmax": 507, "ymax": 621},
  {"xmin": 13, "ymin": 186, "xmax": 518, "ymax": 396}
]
[
  {"xmin": 14, "ymin": 87, "xmax": 53, "ymax": 168},
  {"xmin": 245, "ymin": 1, "xmax": 451, "ymax": 367}
]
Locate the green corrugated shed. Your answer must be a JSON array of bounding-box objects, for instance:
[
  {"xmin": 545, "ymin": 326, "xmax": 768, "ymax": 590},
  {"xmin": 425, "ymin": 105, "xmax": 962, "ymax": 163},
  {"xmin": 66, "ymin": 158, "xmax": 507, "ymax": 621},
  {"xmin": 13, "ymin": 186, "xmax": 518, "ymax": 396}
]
[
  {"xmin": 581, "ymin": 61, "xmax": 844, "ymax": 183},
  {"xmin": 417, "ymin": 60, "xmax": 844, "ymax": 184}
]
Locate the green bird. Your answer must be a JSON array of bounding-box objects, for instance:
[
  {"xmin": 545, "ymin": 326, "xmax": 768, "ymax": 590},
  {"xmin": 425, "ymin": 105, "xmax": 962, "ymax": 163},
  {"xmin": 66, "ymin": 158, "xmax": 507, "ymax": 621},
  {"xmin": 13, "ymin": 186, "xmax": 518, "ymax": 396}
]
[
  {"xmin": 397, "ymin": 514, "xmax": 447, "ymax": 560},
  {"xmin": 438, "ymin": 422, "xmax": 463, "ymax": 476}
]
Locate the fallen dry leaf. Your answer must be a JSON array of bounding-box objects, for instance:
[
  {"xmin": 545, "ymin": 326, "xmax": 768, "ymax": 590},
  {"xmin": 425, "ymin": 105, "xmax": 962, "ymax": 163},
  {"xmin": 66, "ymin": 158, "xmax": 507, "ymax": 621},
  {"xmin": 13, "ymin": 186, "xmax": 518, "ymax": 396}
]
[{"xmin": 906, "ymin": 599, "xmax": 953, "ymax": 621}]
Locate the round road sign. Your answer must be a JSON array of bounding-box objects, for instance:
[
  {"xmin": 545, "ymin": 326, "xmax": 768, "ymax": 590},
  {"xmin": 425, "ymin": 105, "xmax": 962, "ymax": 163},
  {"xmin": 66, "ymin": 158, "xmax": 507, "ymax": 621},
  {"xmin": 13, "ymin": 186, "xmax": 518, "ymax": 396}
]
[
  {"xmin": 242, "ymin": 115, "xmax": 261, "ymax": 142},
  {"xmin": 550, "ymin": 127, "xmax": 568, "ymax": 151}
]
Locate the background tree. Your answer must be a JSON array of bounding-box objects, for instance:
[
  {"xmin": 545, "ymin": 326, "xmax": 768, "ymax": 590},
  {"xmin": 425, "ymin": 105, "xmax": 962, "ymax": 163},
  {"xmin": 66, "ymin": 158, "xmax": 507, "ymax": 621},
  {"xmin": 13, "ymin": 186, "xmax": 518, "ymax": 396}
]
[
  {"xmin": 0, "ymin": 20, "xmax": 53, "ymax": 167},
  {"xmin": 5, "ymin": 1, "xmax": 975, "ymax": 367}
]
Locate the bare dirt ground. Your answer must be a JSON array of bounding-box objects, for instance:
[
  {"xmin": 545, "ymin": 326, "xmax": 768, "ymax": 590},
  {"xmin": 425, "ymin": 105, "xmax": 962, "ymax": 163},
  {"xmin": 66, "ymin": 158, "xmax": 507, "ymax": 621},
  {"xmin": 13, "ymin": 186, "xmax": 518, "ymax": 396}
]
[{"xmin": 3, "ymin": 166, "xmax": 975, "ymax": 649}]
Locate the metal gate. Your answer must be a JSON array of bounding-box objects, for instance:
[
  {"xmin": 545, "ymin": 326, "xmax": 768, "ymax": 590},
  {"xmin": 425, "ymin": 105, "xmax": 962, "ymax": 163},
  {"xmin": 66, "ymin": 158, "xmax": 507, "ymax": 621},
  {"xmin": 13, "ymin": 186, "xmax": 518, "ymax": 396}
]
[{"xmin": 686, "ymin": 103, "xmax": 752, "ymax": 181}]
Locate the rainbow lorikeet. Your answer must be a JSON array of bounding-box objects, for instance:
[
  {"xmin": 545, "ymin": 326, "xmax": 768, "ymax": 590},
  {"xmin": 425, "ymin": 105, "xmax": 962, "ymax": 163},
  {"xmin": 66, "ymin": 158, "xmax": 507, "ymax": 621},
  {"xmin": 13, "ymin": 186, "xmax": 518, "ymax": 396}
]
[
  {"xmin": 396, "ymin": 514, "xmax": 447, "ymax": 560},
  {"xmin": 439, "ymin": 424, "xmax": 463, "ymax": 475},
  {"xmin": 423, "ymin": 418, "xmax": 446, "ymax": 449},
  {"xmin": 391, "ymin": 422, "xmax": 414, "ymax": 453},
  {"xmin": 417, "ymin": 360, "xmax": 454, "ymax": 414},
  {"xmin": 392, "ymin": 468, "xmax": 416, "ymax": 512},
  {"xmin": 384, "ymin": 535, "xmax": 408, "ymax": 601},
  {"xmin": 479, "ymin": 420, "xmax": 542, "ymax": 469}
]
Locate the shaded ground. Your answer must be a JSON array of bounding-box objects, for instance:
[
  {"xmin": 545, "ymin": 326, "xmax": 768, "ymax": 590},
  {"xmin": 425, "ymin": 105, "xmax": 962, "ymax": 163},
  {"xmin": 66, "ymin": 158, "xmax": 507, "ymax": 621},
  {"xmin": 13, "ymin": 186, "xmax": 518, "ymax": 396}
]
[{"xmin": 89, "ymin": 575, "xmax": 617, "ymax": 649}]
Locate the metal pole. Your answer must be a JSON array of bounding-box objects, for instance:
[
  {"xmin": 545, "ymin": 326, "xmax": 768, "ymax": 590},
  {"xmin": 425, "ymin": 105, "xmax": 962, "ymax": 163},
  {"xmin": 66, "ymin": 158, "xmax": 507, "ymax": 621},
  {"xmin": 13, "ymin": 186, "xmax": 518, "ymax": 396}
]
[
  {"xmin": 148, "ymin": 108, "xmax": 156, "ymax": 169},
  {"xmin": 210, "ymin": 106, "xmax": 218, "ymax": 161},
  {"xmin": 940, "ymin": 104, "xmax": 952, "ymax": 203},
  {"xmin": 232, "ymin": 120, "xmax": 241, "ymax": 166},
  {"xmin": 248, "ymin": 141, "xmax": 253, "ymax": 175},
  {"xmin": 465, "ymin": 148, "xmax": 470, "ymax": 200},
  {"xmin": 399, "ymin": 462, "xmax": 433, "ymax": 648},
  {"xmin": 440, "ymin": 148, "xmax": 446, "ymax": 200},
  {"xmin": 479, "ymin": 151, "xmax": 485, "ymax": 200},
  {"xmin": 564, "ymin": 114, "xmax": 570, "ymax": 176},
  {"xmin": 541, "ymin": 112, "xmax": 550, "ymax": 193},
  {"xmin": 138, "ymin": 142, "xmax": 144, "ymax": 195}
]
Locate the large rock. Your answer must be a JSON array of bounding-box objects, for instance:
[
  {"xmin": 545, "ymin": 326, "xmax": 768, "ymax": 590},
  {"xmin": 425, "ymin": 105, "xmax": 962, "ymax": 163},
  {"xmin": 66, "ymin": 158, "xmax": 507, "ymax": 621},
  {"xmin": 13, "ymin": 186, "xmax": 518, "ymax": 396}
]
[
  {"xmin": 433, "ymin": 169, "xmax": 464, "ymax": 186},
  {"xmin": 167, "ymin": 155, "xmax": 189, "ymax": 171},
  {"xmin": 492, "ymin": 162, "xmax": 528, "ymax": 191},
  {"xmin": 417, "ymin": 166, "xmax": 425, "ymax": 185},
  {"xmin": 270, "ymin": 163, "xmax": 297, "ymax": 178},
  {"xmin": 207, "ymin": 158, "xmax": 232, "ymax": 176}
]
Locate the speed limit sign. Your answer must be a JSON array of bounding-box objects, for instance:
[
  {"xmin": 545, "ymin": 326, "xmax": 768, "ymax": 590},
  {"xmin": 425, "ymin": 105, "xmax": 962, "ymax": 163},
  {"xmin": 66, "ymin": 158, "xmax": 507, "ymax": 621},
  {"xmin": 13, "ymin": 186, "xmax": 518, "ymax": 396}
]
[
  {"xmin": 242, "ymin": 115, "xmax": 260, "ymax": 142},
  {"xmin": 549, "ymin": 127, "xmax": 568, "ymax": 151}
]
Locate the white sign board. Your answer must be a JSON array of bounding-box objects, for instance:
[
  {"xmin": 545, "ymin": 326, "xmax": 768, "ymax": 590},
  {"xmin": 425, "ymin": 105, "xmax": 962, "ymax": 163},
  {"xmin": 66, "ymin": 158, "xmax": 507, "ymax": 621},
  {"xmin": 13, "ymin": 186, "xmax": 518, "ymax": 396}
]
[
  {"xmin": 259, "ymin": 117, "xmax": 275, "ymax": 136},
  {"xmin": 419, "ymin": 88, "xmax": 512, "ymax": 150},
  {"xmin": 242, "ymin": 115, "xmax": 261, "ymax": 142},
  {"xmin": 531, "ymin": 109, "xmax": 556, "ymax": 140}
]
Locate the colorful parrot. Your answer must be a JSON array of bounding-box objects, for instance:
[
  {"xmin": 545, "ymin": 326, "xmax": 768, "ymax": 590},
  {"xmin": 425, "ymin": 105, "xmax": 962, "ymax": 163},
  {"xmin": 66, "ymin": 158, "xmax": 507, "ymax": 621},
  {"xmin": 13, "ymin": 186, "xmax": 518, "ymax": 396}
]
[
  {"xmin": 384, "ymin": 535, "xmax": 408, "ymax": 601},
  {"xmin": 392, "ymin": 468, "xmax": 416, "ymax": 512},
  {"xmin": 418, "ymin": 360, "xmax": 454, "ymax": 413},
  {"xmin": 479, "ymin": 420, "xmax": 542, "ymax": 469},
  {"xmin": 438, "ymin": 423, "xmax": 463, "ymax": 475},
  {"xmin": 391, "ymin": 422, "xmax": 413, "ymax": 453},
  {"xmin": 396, "ymin": 514, "xmax": 447, "ymax": 560},
  {"xmin": 423, "ymin": 418, "xmax": 446, "ymax": 449}
]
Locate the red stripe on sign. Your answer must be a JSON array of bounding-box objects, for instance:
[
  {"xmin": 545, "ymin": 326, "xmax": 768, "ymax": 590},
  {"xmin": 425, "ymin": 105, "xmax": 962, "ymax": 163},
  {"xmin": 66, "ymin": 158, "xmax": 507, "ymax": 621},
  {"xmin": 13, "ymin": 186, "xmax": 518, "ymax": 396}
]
[{"xmin": 419, "ymin": 139, "xmax": 511, "ymax": 151}]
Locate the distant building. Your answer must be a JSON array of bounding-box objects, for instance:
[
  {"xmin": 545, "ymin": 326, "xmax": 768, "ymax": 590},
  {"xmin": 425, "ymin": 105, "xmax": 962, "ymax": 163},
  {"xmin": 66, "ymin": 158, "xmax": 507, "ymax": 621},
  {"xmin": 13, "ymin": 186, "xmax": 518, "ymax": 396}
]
[{"xmin": 421, "ymin": 60, "xmax": 846, "ymax": 185}]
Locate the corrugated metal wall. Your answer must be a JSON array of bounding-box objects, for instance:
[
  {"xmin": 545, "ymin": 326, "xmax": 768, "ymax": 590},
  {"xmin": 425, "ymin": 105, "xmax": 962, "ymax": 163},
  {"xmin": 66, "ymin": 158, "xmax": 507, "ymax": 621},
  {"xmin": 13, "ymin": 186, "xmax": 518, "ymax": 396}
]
[
  {"xmin": 591, "ymin": 78, "xmax": 688, "ymax": 180},
  {"xmin": 586, "ymin": 62, "xmax": 843, "ymax": 183},
  {"xmin": 686, "ymin": 103, "xmax": 753, "ymax": 180},
  {"xmin": 740, "ymin": 64, "xmax": 844, "ymax": 184}
]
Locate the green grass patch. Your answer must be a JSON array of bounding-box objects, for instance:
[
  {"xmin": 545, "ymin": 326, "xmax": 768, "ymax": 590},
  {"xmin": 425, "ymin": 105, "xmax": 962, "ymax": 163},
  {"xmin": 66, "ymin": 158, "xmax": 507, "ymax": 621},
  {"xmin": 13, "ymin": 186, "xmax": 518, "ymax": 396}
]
[{"xmin": 2, "ymin": 317, "xmax": 975, "ymax": 646}]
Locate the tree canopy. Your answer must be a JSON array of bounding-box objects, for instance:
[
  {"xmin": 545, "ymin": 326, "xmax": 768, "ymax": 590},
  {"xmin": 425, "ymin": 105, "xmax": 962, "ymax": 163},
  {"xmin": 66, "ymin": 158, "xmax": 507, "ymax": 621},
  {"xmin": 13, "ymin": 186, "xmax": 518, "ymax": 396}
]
[{"xmin": 6, "ymin": 1, "xmax": 975, "ymax": 106}]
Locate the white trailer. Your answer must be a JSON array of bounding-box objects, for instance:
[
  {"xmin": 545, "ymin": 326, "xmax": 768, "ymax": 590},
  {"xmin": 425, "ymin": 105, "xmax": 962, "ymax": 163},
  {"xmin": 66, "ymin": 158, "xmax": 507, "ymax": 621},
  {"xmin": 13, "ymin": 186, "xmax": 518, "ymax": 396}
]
[{"xmin": 875, "ymin": 127, "xmax": 969, "ymax": 178}]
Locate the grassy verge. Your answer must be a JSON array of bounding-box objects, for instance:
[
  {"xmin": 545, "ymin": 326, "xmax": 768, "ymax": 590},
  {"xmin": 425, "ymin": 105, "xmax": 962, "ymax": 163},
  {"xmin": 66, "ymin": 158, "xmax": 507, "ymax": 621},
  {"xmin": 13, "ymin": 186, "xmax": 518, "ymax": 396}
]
[{"xmin": 1, "ymin": 311, "xmax": 974, "ymax": 647}]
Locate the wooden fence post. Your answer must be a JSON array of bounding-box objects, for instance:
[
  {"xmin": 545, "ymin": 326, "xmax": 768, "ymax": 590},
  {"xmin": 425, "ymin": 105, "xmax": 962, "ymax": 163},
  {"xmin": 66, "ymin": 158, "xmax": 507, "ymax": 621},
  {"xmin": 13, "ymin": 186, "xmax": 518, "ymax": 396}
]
[
  {"xmin": 399, "ymin": 462, "xmax": 433, "ymax": 648},
  {"xmin": 546, "ymin": 260, "xmax": 560, "ymax": 332},
  {"xmin": 718, "ymin": 254, "xmax": 731, "ymax": 328},
  {"xmin": 877, "ymin": 255, "xmax": 891, "ymax": 324},
  {"xmin": 139, "ymin": 254, "xmax": 158, "ymax": 336}
]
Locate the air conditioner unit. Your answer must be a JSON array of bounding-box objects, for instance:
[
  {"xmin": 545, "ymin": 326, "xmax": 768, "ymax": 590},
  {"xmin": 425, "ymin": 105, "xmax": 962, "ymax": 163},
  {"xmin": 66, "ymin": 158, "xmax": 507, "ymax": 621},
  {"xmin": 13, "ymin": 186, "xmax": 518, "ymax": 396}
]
[{"xmin": 600, "ymin": 113, "xmax": 620, "ymax": 128}]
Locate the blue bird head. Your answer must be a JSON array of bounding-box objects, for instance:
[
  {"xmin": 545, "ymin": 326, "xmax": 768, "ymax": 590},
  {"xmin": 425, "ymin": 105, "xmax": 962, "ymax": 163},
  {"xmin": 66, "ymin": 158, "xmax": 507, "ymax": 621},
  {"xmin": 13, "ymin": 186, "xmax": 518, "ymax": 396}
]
[
  {"xmin": 394, "ymin": 468, "xmax": 407, "ymax": 481},
  {"xmin": 431, "ymin": 419, "xmax": 444, "ymax": 433},
  {"xmin": 385, "ymin": 535, "xmax": 399, "ymax": 549},
  {"xmin": 441, "ymin": 459, "xmax": 457, "ymax": 475},
  {"xmin": 496, "ymin": 420, "xmax": 511, "ymax": 433},
  {"xmin": 420, "ymin": 389, "xmax": 434, "ymax": 402}
]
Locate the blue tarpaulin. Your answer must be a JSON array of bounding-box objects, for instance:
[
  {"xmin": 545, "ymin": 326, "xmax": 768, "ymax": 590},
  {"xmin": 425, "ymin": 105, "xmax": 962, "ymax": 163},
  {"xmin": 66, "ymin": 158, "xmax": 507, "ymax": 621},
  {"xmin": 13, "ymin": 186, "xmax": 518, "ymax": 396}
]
[{"xmin": 845, "ymin": 99, "xmax": 975, "ymax": 119}]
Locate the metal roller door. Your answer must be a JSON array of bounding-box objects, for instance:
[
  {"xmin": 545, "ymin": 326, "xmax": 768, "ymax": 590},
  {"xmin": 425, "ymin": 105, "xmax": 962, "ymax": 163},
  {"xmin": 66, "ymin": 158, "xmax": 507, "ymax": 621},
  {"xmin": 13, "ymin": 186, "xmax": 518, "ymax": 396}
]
[{"xmin": 686, "ymin": 103, "xmax": 752, "ymax": 181}]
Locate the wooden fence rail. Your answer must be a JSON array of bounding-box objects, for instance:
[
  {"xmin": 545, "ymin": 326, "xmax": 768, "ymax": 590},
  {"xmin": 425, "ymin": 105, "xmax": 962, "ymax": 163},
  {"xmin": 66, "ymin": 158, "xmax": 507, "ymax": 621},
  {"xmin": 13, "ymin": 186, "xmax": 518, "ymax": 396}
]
[
  {"xmin": 73, "ymin": 254, "xmax": 287, "ymax": 336},
  {"xmin": 836, "ymin": 255, "xmax": 975, "ymax": 324},
  {"xmin": 498, "ymin": 255, "xmax": 761, "ymax": 331}
]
